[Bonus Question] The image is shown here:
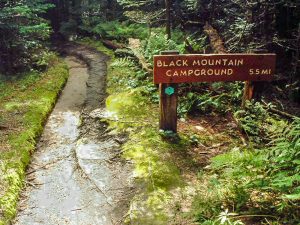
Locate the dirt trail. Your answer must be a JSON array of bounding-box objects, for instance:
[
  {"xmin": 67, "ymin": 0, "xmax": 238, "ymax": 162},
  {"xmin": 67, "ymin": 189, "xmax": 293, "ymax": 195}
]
[{"xmin": 13, "ymin": 45, "xmax": 133, "ymax": 225}]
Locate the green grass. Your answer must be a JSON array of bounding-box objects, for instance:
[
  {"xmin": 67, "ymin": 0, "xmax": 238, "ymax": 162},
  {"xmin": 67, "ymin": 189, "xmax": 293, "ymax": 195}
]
[{"xmin": 0, "ymin": 56, "xmax": 69, "ymax": 225}]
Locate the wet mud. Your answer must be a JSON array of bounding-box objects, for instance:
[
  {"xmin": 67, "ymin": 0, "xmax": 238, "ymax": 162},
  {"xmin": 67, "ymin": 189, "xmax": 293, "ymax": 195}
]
[{"xmin": 13, "ymin": 45, "xmax": 133, "ymax": 225}]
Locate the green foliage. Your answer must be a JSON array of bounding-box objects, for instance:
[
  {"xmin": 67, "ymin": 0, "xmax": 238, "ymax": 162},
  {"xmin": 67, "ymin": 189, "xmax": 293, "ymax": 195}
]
[
  {"xmin": 114, "ymin": 48, "xmax": 135, "ymax": 58},
  {"xmin": 186, "ymin": 33, "xmax": 209, "ymax": 52},
  {"xmin": 91, "ymin": 21, "xmax": 148, "ymax": 42},
  {"xmin": 191, "ymin": 116, "xmax": 300, "ymax": 224},
  {"xmin": 108, "ymin": 55, "xmax": 159, "ymax": 103},
  {"xmin": 178, "ymin": 82, "xmax": 243, "ymax": 117},
  {"xmin": 0, "ymin": 0, "xmax": 54, "ymax": 74},
  {"xmin": 143, "ymin": 30, "xmax": 185, "ymax": 64},
  {"xmin": 192, "ymin": 147, "xmax": 264, "ymax": 223},
  {"xmin": 234, "ymin": 101, "xmax": 269, "ymax": 143},
  {"xmin": 266, "ymin": 118, "xmax": 300, "ymax": 201},
  {"xmin": 117, "ymin": 0, "xmax": 164, "ymax": 25}
]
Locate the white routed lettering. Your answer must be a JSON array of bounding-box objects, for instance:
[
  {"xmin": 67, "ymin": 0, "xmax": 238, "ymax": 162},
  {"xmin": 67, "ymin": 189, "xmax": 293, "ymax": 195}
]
[
  {"xmin": 157, "ymin": 60, "xmax": 163, "ymax": 67},
  {"xmin": 201, "ymin": 59, "xmax": 208, "ymax": 65},
  {"xmin": 194, "ymin": 70, "xmax": 200, "ymax": 76},
  {"xmin": 192, "ymin": 60, "xmax": 199, "ymax": 66},
  {"xmin": 215, "ymin": 59, "xmax": 222, "ymax": 65},
  {"xmin": 261, "ymin": 69, "xmax": 269, "ymax": 75},
  {"xmin": 169, "ymin": 61, "xmax": 175, "ymax": 67},
  {"xmin": 237, "ymin": 59, "xmax": 244, "ymax": 66},
  {"xmin": 208, "ymin": 60, "xmax": 214, "ymax": 66},
  {"xmin": 180, "ymin": 70, "xmax": 187, "ymax": 76},
  {"xmin": 207, "ymin": 69, "xmax": 213, "ymax": 75},
  {"xmin": 221, "ymin": 69, "xmax": 227, "ymax": 75}
]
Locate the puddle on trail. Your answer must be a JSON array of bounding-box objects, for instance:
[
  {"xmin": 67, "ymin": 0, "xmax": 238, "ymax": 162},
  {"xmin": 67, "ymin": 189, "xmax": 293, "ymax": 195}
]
[{"xmin": 14, "ymin": 52, "xmax": 133, "ymax": 225}]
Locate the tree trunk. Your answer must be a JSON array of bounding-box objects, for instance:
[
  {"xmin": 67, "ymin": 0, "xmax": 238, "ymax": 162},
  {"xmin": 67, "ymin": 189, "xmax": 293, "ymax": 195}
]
[{"xmin": 165, "ymin": 0, "xmax": 171, "ymax": 39}]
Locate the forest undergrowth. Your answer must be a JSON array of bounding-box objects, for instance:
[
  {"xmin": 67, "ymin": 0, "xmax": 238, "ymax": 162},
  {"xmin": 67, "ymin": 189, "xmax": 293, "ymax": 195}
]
[{"xmin": 80, "ymin": 19, "xmax": 300, "ymax": 224}]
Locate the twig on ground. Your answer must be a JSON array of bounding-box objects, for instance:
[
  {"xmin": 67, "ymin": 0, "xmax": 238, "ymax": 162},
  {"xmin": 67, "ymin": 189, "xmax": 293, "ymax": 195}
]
[{"xmin": 261, "ymin": 101, "xmax": 299, "ymax": 120}]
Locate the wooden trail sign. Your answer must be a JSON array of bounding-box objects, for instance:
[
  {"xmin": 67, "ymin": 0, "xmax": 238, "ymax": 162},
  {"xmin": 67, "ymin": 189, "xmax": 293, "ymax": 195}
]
[
  {"xmin": 154, "ymin": 54, "xmax": 276, "ymax": 84},
  {"xmin": 154, "ymin": 52, "xmax": 276, "ymax": 133}
]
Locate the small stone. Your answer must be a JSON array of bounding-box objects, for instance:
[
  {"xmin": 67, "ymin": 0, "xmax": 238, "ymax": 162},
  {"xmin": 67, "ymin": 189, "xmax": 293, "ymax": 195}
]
[
  {"xmin": 179, "ymin": 118, "xmax": 186, "ymax": 122},
  {"xmin": 195, "ymin": 125, "xmax": 206, "ymax": 131}
]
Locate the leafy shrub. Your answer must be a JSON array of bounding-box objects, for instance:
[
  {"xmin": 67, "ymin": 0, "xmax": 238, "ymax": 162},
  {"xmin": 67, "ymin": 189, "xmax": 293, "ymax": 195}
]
[
  {"xmin": 266, "ymin": 118, "xmax": 300, "ymax": 201},
  {"xmin": 178, "ymin": 82, "xmax": 243, "ymax": 117},
  {"xmin": 234, "ymin": 101, "xmax": 269, "ymax": 143},
  {"xmin": 191, "ymin": 117, "xmax": 300, "ymax": 224},
  {"xmin": 191, "ymin": 147, "xmax": 258, "ymax": 224},
  {"xmin": 108, "ymin": 53, "xmax": 159, "ymax": 104},
  {"xmin": 0, "ymin": 0, "xmax": 54, "ymax": 74},
  {"xmin": 114, "ymin": 48, "xmax": 136, "ymax": 58},
  {"xmin": 91, "ymin": 21, "xmax": 148, "ymax": 41},
  {"xmin": 186, "ymin": 33, "xmax": 209, "ymax": 52},
  {"xmin": 143, "ymin": 32, "xmax": 185, "ymax": 64}
]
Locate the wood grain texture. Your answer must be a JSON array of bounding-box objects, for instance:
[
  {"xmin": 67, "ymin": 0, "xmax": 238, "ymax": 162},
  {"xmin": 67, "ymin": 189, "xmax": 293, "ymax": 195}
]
[
  {"xmin": 159, "ymin": 51, "xmax": 179, "ymax": 132},
  {"xmin": 159, "ymin": 83, "xmax": 178, "ymax": 132}
]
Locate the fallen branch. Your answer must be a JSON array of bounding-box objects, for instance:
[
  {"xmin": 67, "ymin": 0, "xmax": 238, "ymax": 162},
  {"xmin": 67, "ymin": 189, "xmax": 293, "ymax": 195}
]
[
  {"xmin": 128, "ymin": 38, "xmax": 153, "ymax": 74},
  {"xmin": 0, "ymin": 125, "xmax": 8, "ymax": 130},
  {"xmin": 267, "ymin": 107, "xmax": 299, "ymax": 119},
  {"xmin": 102, "ymin": 40, "xmax": 125, "ymax": 50},
  {"xmin": 262, "ymin": 101, "xmax": 299, "ymax": 120},
  {"xmin": 26, "ymin": 155, "xmax": 71, "ymax": 175},
  {"xmin": 203, "ymin": 22, "xmax": 227, "ymax": 54},
  {"xmin": 25, "ymin": 181, "xmax": 45, "ymax": 188}
]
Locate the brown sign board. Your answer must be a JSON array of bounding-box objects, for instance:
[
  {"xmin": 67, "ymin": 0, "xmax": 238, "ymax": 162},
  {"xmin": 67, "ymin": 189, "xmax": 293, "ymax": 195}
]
[{"xmin": 153, "ymin": 54, "xmax": 276, "ymax": 84}]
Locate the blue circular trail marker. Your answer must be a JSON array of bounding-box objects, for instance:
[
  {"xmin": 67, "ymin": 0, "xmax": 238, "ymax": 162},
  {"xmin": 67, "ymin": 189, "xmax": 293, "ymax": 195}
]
[{"xmin": 165, "ymin": 87, "xmax": 175, "ymax": 96}]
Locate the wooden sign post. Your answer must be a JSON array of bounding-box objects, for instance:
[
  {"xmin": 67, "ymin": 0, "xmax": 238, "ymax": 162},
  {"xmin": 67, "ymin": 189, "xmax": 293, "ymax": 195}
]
[
  {"xmin": 154, "ymin": 53, "xmax": 276, "ymax": 133},
  {"xmin": 159, "ymin": 51, "xmax": 179, "ymax": 132}
]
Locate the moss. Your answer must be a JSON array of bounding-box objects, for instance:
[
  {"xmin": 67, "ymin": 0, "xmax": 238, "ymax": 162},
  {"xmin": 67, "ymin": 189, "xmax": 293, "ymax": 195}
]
[
  {"xmin": 99, "ymin": 40, "xmax": 190, "ymax": 223},
  {"xmin": 0, "ymin": 57, "xmax": 69, "ymax": 224},
  {"xmin": 106, "ymin": 90, "xmax": 186, "ymax": 223}
]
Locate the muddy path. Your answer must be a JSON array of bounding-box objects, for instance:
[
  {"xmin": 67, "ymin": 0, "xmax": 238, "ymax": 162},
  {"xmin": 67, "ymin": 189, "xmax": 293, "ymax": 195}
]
[{"xmin": 13, "ymin": 45, "xmax": 134, "ymax": 225}]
